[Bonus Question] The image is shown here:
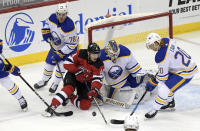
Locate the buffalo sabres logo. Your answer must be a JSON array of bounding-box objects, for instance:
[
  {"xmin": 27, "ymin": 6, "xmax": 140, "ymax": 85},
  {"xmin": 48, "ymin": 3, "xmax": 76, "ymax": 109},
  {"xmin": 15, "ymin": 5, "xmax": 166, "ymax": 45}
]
[
  {"xmin": 5, "ymin": 12, "xmax": 35, "ymax": 52},
  {"xmin": 108, "ymin": 65, "xmax": 123, "ymax": 79}
]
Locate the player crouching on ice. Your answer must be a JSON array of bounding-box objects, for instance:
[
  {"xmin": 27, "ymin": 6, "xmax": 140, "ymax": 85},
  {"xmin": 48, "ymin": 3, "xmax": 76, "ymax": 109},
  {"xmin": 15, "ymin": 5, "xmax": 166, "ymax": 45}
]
[
  {"xmin": 145, "ymin": 33, "xmax": 198, "ymax": 118},
  {"xmin": 0, "ymin": 39, "xmax": 28, "ymax": 111},
  {"xmin": 100, "ymin": 40, "xmax": 154, "ymax": 108},
  {"xmin": 43, "ymin": 43, "xmax": 104, "ymax": 117}
]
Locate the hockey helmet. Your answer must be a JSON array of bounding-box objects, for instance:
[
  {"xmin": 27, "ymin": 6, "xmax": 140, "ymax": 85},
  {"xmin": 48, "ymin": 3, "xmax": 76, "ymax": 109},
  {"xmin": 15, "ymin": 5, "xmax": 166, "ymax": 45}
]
[
  {"xmin": 88, "ymin": 43, "xmax": 100, "ymax": 54},
  {"xmin": 146, "ymin": 33, "xmax": 161, "ymax": 49},
  {"xmin": 56, "ymin": 3, "xmax": 68, "ymax": 14},
  {"xmin": 104, "ymin": 40, "xmax": 120, "ymax": 63},
  {"xmin": 124, "ymin": 115, "xmax": 139, "ymax": 131}
]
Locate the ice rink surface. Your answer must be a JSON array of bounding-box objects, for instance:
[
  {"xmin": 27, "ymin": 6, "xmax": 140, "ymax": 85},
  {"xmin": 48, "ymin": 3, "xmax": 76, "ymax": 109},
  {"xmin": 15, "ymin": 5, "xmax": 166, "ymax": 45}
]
[{"xmin": 0, "ymin": 31, "xmax": 200, "ymax": 131}]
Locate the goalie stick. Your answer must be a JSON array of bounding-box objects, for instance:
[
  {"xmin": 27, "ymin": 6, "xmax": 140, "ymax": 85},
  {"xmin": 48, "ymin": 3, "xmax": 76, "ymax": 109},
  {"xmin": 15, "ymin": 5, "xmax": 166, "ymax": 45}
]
[
  {"xmin": 0, "ymin": 54, "xmax": 73, "ymax": 117},
  {"xmin": 110, "ymin": 89, "xmax": 148, "ymax": 124}
]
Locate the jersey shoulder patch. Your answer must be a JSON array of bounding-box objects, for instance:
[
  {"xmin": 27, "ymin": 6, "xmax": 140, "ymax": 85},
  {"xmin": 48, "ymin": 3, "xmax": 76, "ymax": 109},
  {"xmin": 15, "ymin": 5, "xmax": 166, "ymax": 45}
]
[
  {"xmin": 49, "ymin": 13, "xmax": 58, "ymax": 25},
  {"xmin": 60, "ymin": 17, "xmax": 75, "ymax": 33},
  {"xmin": 118, "ymin": 44, "xmax": 131, "ymax": 57},
  {"xmin": 155, "ymin": 38, "xmax": 170, "ymax": 64}
]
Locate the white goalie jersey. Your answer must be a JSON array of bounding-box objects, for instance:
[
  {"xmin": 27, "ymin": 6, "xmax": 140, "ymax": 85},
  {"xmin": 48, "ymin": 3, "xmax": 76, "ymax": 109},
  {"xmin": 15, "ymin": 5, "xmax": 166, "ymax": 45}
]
[{"xmin": 100, "ymin": 44, "xmax": 142, "ymax": 88}]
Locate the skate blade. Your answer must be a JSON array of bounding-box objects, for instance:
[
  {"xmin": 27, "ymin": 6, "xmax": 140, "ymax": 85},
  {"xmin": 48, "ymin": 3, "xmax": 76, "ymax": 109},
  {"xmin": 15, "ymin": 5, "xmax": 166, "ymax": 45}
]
[
  {"xmin": 22, "ymin": 107, "xmax": 28, "ymax": 112},
  {"xmin": 41, "ymin": 111, "xmax": 53, "ymax": 117},
  {"xmin": 160, "ymin": 108, "xmax": 176, "ymax": 112}
]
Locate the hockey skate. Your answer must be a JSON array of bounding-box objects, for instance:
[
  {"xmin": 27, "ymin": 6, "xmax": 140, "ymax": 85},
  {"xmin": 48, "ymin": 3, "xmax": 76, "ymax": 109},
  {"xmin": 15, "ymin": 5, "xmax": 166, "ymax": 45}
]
[
  {"xmin": 160, "ymin": 98, "xmax": 175, "ymax": 111},
  {"xmin": 49, "ymin": 83, "xmax": 58, "ymax": 93},
  {"xmin": 42, "ymin": 106, "xmax": 55, "ymax": 117},
  {"xmin": 145, "ymin": 109, "xmax": 158, "ymax": 119},
  {"xmin": 34, "ymin": 80, "xmax": 49, "ymax": 89},
  {"xmin": 18, "ymin": 96, "xmax": 28, "ymax": 112}
]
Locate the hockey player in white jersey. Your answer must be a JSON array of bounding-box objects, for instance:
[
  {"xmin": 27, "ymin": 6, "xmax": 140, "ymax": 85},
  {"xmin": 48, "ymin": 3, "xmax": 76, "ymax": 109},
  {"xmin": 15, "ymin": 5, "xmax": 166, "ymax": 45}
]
[
  {"xmin": 0, "ymin": 39, "xmax": 28, "ymax": 111},
  {"xmin": 144, "ymin": 33, "xmax": 198, "ymax": 118},
  {"xmin": 100, "ymin": 40, "xmax": 152, "ymax": 108},
  {"xmin": 34, "ymin": 3, "xmax": 79, "ymax": 93}
]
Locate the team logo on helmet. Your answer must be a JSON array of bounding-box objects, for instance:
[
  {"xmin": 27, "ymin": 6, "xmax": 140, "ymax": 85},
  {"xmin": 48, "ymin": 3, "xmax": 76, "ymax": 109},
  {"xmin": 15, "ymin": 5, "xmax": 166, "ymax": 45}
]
[
  {"xmin": 108, "ymin": 65, "xmax": 123, "ymax": 79},
  {"xmin": 5, "ymin": 12, "xmax": 35, "ymax": 52}
]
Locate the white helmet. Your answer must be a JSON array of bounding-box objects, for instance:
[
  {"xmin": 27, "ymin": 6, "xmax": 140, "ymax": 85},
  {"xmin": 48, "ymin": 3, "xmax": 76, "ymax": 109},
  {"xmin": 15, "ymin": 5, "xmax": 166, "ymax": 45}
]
[
  {"xmin": 56, "ymin": 3, "xmax": 68, "ymax": 14},
  {"xmin": 146, "ymin": 33, "xmax": 161, "ymax": 49},
  {"xmin": 124, "ymin": 115, "xmax": 139, "ymax": 131}
]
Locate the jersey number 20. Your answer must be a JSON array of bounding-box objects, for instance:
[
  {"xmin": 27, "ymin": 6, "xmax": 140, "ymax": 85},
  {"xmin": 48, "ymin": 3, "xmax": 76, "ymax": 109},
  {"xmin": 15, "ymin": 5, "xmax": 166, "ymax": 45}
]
[{"xmin": 174, "ymin": 47, "xmax": 191, "ymax": 67}]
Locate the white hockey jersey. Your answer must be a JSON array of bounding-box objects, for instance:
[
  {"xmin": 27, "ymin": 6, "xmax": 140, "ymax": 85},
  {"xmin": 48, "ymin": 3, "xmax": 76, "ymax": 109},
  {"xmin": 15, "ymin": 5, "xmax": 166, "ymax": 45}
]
[
  {"xmin": 100, "ymin": 44, "xmax": 142, "ymax": 88},
  {"xmin": 44, "ymin": 13, "xmax": 79, "ymax": 54},
  {"xmin": 155, "ymin": 38, "xmax": 198, "ymax": 82}
]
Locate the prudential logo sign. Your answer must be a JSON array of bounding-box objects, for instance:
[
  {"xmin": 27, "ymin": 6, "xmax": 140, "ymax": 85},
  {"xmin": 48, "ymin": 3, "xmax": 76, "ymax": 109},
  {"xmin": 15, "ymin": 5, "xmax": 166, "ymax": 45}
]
[{"xmin": 5, "ymin": 12, "xmax": 35, "ymax": 52}]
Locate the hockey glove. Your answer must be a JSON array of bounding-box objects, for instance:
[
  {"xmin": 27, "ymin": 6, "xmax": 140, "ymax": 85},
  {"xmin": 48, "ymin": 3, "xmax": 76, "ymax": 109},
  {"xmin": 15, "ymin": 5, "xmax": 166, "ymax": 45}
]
[
  {"xmin": 41, "ymin": 28, "xmax": 53, "ymax": 42},
  {"xmin": 88, "ymin": 88, "xmax": 98, "ymax": 99},
  {"xmin": 52, "ymin": 50, "xmax": 65, "ymax": 62},
  {"xmin": 146, "ymin": 77, "xmax": 158, "ymax": 91},
  {"xmin": 0, "ymin": 39, "xmax": 3, "ymax": 54},
  {"xmin": 4, "ymin": 64, "xmax": 20, "ymax": 76}
]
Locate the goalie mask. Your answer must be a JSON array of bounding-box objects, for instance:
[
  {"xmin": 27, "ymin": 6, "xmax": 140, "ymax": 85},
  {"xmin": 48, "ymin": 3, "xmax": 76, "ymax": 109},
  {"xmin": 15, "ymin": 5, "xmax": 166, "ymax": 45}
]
[{"xmin": 104, "ymin": 40, "xmax": 120, "ymax": 63}]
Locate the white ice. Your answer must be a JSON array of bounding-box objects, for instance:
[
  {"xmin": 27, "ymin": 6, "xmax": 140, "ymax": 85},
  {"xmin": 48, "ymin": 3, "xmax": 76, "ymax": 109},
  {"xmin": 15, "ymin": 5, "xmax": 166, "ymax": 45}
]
[{"xmin": 0, "ymin": 31, "xmax": 200, "ymax": 131}]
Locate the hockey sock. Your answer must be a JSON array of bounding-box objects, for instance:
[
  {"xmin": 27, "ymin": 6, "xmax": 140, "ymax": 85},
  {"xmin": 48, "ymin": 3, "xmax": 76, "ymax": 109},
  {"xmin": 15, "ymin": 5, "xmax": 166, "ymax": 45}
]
[
  {"xmin": 0, "ymin": 77, "xmax": 23, "ymax": 100},
  {"xmin": 153, "ymin": 83, "xmax": 170, "ymax": 110},
  {"xmin": 42, "ymin": 63, "xmax": 54, "ymax": 81}
]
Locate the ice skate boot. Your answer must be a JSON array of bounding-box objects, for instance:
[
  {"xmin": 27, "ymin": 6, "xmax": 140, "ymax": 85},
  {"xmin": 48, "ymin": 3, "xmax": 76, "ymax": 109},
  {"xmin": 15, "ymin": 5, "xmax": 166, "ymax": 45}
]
[
  {"xmin": 160, "ymin": 98, "xmax": 175, "ymax": 111},
  {"xmin": 42, "ymin": 106, "xmax": 55, "ymax": 117},
  {"xmin": 49, "ymin": 83, "xmax": 58, "ymax": 93},
  {"xmin": 18, "ymin": 96, "xmax": 28, "ymax": 112},
  {"xmin": 34, "ymin": 80, "xmax": 49, "ymax": 89}
]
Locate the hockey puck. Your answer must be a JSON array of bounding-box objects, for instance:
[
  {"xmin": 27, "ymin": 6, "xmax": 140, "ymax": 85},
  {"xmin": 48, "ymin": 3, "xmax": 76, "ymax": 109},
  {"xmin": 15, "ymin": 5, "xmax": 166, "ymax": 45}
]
[{"xmin": 92, "ymin": 111, "xmax": 96, "ymax": 116}]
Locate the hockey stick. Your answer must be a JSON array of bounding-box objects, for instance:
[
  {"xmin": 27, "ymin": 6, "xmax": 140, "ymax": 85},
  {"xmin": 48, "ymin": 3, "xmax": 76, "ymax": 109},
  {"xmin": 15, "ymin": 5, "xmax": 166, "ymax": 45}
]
[
  {"xmin": 110, "ymin": 89, "xmax": 148, "ymax": 124},
  {"xmin": 0, "ymin": 54, "xmax": 73, "ymax": 117},
  {"xmin": 48, "ymin": 41, "xmax": 65, "ymax": 83},
  {"xmin": 84, "ymin": 81, "xmax": 108, "ymax": 124}
]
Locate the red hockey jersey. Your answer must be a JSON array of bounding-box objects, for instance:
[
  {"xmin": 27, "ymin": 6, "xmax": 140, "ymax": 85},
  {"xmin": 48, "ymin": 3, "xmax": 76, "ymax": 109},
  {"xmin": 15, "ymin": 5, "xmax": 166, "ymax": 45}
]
[{"xmin": 63, "ymin": 49, "xmax": 104, "ymax": 90}]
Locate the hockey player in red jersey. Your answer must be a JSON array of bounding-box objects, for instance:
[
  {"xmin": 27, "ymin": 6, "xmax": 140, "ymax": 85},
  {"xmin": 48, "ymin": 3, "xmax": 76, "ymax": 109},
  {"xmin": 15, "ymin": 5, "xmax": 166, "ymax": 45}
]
[{"xmin": 43, "ymin": 43, "xmax": 104, "ymax": 117}]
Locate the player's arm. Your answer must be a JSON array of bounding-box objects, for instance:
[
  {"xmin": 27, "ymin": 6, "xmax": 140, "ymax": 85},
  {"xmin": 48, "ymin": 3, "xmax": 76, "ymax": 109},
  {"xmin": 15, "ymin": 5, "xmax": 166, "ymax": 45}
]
[
  {"xmin": 88, "ymin": 63, "xmax": 104, "ymax": 98},
  {"xmin": 63, "ymin": 51, "xmax": 80, "ymax": 73},
  {"xmin": 41, "ymin": 18, "xmax": 52, "ymax": 43},
  {"xmin": 53, "ymin": 29, "xmax": 79, "ymax": 62},
  {"xmin": 126, "ymin": 52, "xmax": 143, "ymax": 77}
]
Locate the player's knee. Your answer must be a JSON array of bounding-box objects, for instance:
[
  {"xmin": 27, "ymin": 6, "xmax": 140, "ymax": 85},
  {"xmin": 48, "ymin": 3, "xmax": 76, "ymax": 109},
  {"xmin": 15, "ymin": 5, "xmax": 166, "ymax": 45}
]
[
  {"xmin": 61, "ymin": 85, "xmax": 74, "ymax": 97},
  {"xmin": 157, "ymin": 83, "xmax": 170, "ymax": 98},
  {"xmin": 79, "ymin": 99, "xmax": 91, "ymax": 110}
]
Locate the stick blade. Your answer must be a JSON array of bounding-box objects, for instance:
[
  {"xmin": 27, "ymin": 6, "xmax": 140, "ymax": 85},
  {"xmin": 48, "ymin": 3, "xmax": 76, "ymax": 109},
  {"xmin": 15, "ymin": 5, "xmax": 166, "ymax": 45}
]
[
  {"xmin": 63, "ymin": 111, "xmax": 73, "ymax": 116},
  {"xmin": 110, "ymin": 119, "xmax": 124, "ymax": 124}
]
